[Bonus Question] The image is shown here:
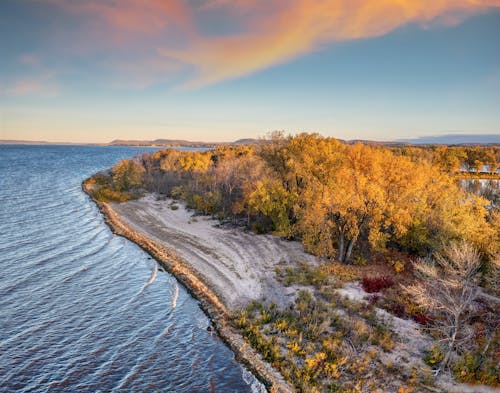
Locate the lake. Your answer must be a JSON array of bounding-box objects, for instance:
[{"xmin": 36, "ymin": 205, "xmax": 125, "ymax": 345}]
[{"xmin": 0, "ymin": 145, "xmax": 263, "ymax": 392}]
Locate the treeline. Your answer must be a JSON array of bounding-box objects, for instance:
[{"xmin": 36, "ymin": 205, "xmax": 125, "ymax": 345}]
[
  {"xmin": 390, "ymin": 145, "xmax": 500, "ymax": 174},
  {"xmin": 104, "ymin": 133, "xmax": 498, "ymax": 264}
]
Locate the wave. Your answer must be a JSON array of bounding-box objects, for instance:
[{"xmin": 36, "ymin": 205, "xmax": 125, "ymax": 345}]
[
  {"xmin": 141, "ymin": 262, "xmax": 158, "ymax": 292},
  {"xmin": 171, "ymin": 283, "xmax": 179, "ymax": 309}
]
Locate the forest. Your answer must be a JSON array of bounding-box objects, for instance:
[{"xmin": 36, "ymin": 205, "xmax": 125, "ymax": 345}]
[
  {"xmin": 95, "ymin": 133, "xmax": 499, "ymax": 263},
  {"xmin": 85, "ymin": 133, "xmax": 499, "ymax": 390}
]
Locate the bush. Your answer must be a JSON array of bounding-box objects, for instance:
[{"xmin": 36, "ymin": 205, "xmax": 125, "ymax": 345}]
[
  {"xmin": 329, "ymin": 261, "xmax": 359, "ymax": 283},
  {"xmin": 412, "ymin": 313, "xmax": 432, "ymax": 326},
  {"xmin": 392, "ymin": 260, "xmax": 405, "ymax": 274},
  {"xmin": 275, "ymin": 262, "xmax": 330, "ymax": 288},
  {"xmin": 423, "ymin": 345, "xmax": 444, "ymax": 370},
  {"xmin": 453, "ymin": 353, "xmax": 500, "ymax": 386},
  {"xmin": 361, "ymin": 276, "xmax": 394, "ymax": 293},
  {"xmin": 84, "ymin": 173, "xmax": 111, "ymax": 186},
  {"xmin": 93, "ymin": 187, "xmax": 139, "ymax": 203}
]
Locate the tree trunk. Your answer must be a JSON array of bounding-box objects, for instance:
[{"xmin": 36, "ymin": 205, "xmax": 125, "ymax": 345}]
[
  {"xmin": 345, "ymin": 238, "xmax": 355, "ymax": 263},
  {"xmin": 439, "ymin": 315, "xmax": 460, "ymax": 374},
  {"xmin": 337, "ymin": 231, "xmax": 356, "ymax": 264},
  {"xmin": 337, "ymin": 231, "xmax": 345, "ymax": 263}
]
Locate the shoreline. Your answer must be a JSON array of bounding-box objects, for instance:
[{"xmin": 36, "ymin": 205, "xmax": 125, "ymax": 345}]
[{"xmin": 82, "ymin": 183, "xmax": 293, "ymax": 393}]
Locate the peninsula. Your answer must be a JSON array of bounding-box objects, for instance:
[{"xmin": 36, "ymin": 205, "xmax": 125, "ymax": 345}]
[{"xmin": 83, "ymin": 134, "xmax": 499, "ymax": 392}]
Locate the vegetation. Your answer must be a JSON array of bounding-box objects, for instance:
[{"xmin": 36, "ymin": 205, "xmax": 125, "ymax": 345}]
[
  {"xmin": 405, "ymin": 242, "xmax": 483, "ymax": 374},
  {"xmin": 86, "ymin": 134, "xmax": 500, "ymax": 389},
  {"xmin": 105, "ymin": 133, "xmax": 497, "ymax": 264},
  {"xmin": 233, "ymin": 286, "xmax": 405, "ymax": 392},
  {"xmin": 83, "ymin": 159, "xmax": 144, "ymax": 202}
]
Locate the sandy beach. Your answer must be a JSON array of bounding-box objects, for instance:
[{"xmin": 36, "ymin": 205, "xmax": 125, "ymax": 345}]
[
  {"xmin": 84, "ymin": 189, "xmax": 296, "ymax": 392},
  {"xmin": 110, "ymin": 194, "xmax": 316, "ymax": 310}
]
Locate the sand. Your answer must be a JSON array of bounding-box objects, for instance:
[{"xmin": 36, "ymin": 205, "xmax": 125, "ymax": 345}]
[{"xmin": 110, "ymin": 194, "xmax": 316, "ymax": 310}]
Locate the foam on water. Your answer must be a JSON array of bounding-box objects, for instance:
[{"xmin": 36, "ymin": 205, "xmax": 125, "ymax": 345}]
[{"xmin": 172, "ymin": 282, "xmax": 179, "ymax": 309}]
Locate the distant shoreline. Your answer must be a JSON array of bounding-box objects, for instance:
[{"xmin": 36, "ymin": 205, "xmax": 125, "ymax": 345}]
[{"xmin": 3, "ymin": 133, "xmax": 499, "ymax": 148}]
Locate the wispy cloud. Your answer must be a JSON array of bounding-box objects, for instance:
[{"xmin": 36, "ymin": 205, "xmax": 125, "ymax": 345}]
[
  {"xmin": 25, "ymin": 0, "xmax": 500, "ymax": 89},
  {"xmin": 0, "ymin": 73, "xmax": 59, "ymax": 97}
]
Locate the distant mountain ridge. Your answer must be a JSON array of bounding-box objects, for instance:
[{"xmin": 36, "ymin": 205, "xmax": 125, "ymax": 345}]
[
  {"xmin": 107, "ymin": 138, "xmax": 262, "ymax": 147},
  {"xmin": 1, "ymin": 134, "xmax": 498, "ymax": 146},
  {"xmin": 395, "ymin": 134, "xmax": 500, "ymax": 145}
]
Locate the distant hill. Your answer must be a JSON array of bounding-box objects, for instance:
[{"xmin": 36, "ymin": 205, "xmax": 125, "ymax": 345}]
[
  {"xmin": 232, "ymin": 138, "xmax": 261, "ymax": 145},
  {"xmin": 395, "ymin": 134, "xmax": 500, "ymax": 145},
  {"xmin": 108, "ymin": 139, "xmax": 218, "ymax": 147},
  {"xmin": 2, "ymin": 134, "xmax": 498, "ymax": 147},
  {"xmin": 108, "ymin": 138, "xmax": 262, "ymax": 147}
]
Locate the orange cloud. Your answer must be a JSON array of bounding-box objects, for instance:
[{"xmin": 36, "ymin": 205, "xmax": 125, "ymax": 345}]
[
  {"xmin": 164, "ymin": 0, "xmax": 500, "ymax": 88},
  {"xmin": 46, "ymin": 0, "xmax": 192, "ymax": 33},
  {"xmin": 41, "ymin": 0, "xmax": 500, "ymax": 88}
]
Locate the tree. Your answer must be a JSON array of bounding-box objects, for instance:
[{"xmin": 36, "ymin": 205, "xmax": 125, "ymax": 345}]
[
  {"xmin": 404, "ymin": 241, "xmax": 482, "ymax": 374},
  {"xmin": 433, "ymin": 146, "xmax": 466, "ymax": 173},
  {"xmin": 248, "ymin": 178, "xmax": 294, "ymax": 237},
  {"xmin": 112, "ymin": 159, "xmax": 145, "ymax": 191}
]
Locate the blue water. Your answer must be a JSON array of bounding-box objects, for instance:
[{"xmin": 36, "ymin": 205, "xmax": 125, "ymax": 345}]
[{"xmin": 0, "ymin": 145, "xmax": 262, "ymax": 392}]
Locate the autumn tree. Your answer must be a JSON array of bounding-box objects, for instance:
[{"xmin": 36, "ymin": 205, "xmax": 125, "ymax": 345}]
[
  {"xmin": 112, "ymin": 159, "xmax": 145, "ymax": 191},
  {"xmin": 116, "ymin": 134, "xmax": 497, "ymax": 265},
  {"xmin": 433, "ymin": 146, "xmax": 466, "ymax": 173}
]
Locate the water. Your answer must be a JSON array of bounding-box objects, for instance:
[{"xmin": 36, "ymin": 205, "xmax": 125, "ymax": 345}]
[
  {"xmin": 458, "ymin": 178, "xmax": 499, "ymax": 207},
  {"xmin": 0, "ymin": 145, "xmax": 263, "ymax": 392}
]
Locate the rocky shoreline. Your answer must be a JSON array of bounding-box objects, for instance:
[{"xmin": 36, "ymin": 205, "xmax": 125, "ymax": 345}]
[{"xmin": 82, "ymin": 183, "xmax": 293, "ymax": 393}]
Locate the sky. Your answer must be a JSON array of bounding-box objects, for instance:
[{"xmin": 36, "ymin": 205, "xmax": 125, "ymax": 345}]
[{"xmin": 0, "ymin": 0, "xmax": 499, "ymax": 143}]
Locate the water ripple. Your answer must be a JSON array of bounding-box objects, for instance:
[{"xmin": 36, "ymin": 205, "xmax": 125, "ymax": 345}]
[{"xmin": 0, "ymin": 145, "xmax": 260, "ymax": 393}]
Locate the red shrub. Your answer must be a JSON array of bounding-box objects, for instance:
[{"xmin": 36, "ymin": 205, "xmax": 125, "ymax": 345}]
[
  {"xmin": 412, "ymin": 313, "xmax": 432, "ymax": 326},
  {"xmin": 361, "ymin": 276, "xmax": 394, "ymax": 293}
]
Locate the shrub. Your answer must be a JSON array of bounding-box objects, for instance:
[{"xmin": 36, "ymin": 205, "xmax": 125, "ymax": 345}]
[
  {"xmin": 412, "ymin": 313, "xmax": 432, "ymax": 326},
  {"xmin": 273, "ymin": 319, "xmax": 288, "ymax": 331},
  {"xmin": 453, "ymin": 353, "xmax": 499, "ymax": 386},
  {"xmin": 386, "ymin": 302, "xmax": 405, "ymax": 318},
  {"xmin": 353, "ymin": 255, "xmax": 367, "ymax": 266},
  {"xmin": 84, "ymin": 173, "xmax": 111, "ymax": 186},
  {"xmin": 392, "ymin": 260, "xmax": 405, "ymax": 274},
  {"xmin": 260, "ymin": 308, "xmax": 273, "ymax": 324},
  {"xmin": 276, "ymin": 263, "xmax": 330, "ymax": 288},
  {"xmin": 329, "ymin": 261, "xmax": 359, "ymax": 283},
  {"xmin": 423, "ymin": 345, "xmax": 444, "ymax": 370},
  {"xmin": 361, "ymin": 276, "xmax": 394, "ymax": 293},
  {"xmin": 286, "ymin": 341, "xmax": 306, "ymax": 356},
  {"xmin": 93, "ymin": 187, "xmax": 138, "ymax": 203}
]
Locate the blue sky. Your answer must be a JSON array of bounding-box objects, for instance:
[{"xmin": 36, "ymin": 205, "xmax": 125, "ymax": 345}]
[{"xmin": 1, "ymin": 0, "xmax": 499, "ymax": 143}]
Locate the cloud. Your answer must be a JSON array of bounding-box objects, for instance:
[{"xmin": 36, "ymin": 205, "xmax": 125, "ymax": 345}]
[
  {"xmin": 165, "ymin": 0, "xmax": 500, "ymax": 88},
  {"xmin": 43, "ymin": 0, "xmax": 193, "ymax": 41},
  {"xmin": 0, "ymin": 73, "xmax": 59, "ymax": 96},
  {"xmin": 28, "ymin": 0, "xmax": 500, "ymax": 89}
]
